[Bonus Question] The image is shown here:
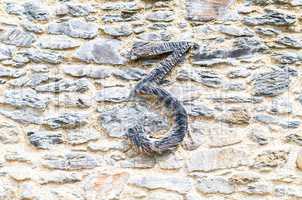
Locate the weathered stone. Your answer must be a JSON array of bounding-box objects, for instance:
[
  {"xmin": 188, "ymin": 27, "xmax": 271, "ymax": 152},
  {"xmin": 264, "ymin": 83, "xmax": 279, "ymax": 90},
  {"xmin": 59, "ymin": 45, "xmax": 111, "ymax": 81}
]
[
  {"xmin": 137, "ymin": 32, "xmax": 171, "ymax": 41},
  {"xmin": 82, "ymin": 172, "xmax": 129, "ymax": 200},
  {"xmin": 8, "ymin": 73, "xmax": 50, "ymax": 88},
  {"xmin": 74, "ymin": 39, "xmax": 126, "ymax": 65},
  {"xmin": 146, "ymin": 11, "xmax": 175, "ymax": 22},
  {"xmin": 27, "ymin": 131, "xmax": 63, "ymax": 149},
  {"xmin": 129, "ymin": 174, "xmax": 192, "ymax": 194},
  {"xmin": 220, "ymin": 25, "xmax": 254, "ymax": 37},
  {"xmin": 253, "ymin": 150, "xmax": 289, "ymax": 170},
  {"xmin": 37, "ymin": 35, "xmax": 80, "ymax": 50},
  {"xmin": 0, "ymin": 179, "xmax": 17, "ymax": 200},
  {"xmin": 67, "ymin": 129, "xmax": 99, "ymax": 145},
  {"xmin": 249, "ymin": 127, "xmax": 270, "ymax": 145},
  {"xmin": 103, "ymin": 25, "xmax": 132, "ymax": 37},
  {"xmin": 6, "ymin": 166, "xmax": 34, "ymax": 181},
  {"xmin": 217, "ymin": 107, "xmax": 251, "ymax": 125},
  {"xmin": 0, "ymin": 28, "xmax": 35, "ymax": 47},
  {"xmin": 53, "ymin": 94, "xmax": 92, "ymax": 108},
  {"xmin": 43, "ymin": 112, "xmax": 88, "ymax": 129},
  {"xmin": 48, "ymin": 19, "xmax": 99, "ymax": 39},
  {"xmin": 256, "ymin": 27, "xmax": 280, "ymax": 36},
  {"xmin": 271, "ymin": 97, "xmax": 292, "ymax": 114},
  {"xmin": 38, "ymin": 171, "xmax": 83, "ymax": 184},
  {"xmin": 255, "ymin": 114, "xmax": 300, "ymax": 129},
  {"xmin": 0, "ymin": 122, "xmax": 19, "ymax": 144},
  {"xmin": 240, "ymin": 182, "xmax": 272, "ymax": 195},
  {"xmin": 186, "ymin": 0, "xmax": 235, "ymax": 22},
  {"xmin": 0, "ymin": 67, "xmax": 25, "ymax": 78},
  {"xmin": 286, "ymin": 134, "xmax": 302, "ymax": 145},
  {"xmin": 21, "ymin": 20, "xmax": 44, "ymax": 33},
  {"xmin": 2, "ymin": 88, "xmax": 49, "ymax": 110},
  {"xmin": 0, "ymin": 109, "xmax": 42, "ymax": 125},
  {"xmin": 4, "ymin": 150, "xmax": 31, "ymax": 163},
  {"xmin": 193, "ymin": 37, "xmax": 267, "ymax": 65},
  {"xmin": 25, "ymin": 48, "xmax": 64, "ymax": 64},
  {"xmin": 43, "ymin": 152, "xmax": 98, "ymax": 170},
  {"xmin": 227, "ymin": 68, "xmax": 251, "ymax": 78},
  {"xmin": 177, "ymin": 69, "xmax": 222, "ymax": 88},
  {"xmin": 99, "ymin": 103, "xmax": 168, "ymax": 138},
  {"xmin": 229, "ymin": 173, "xmax": 260, "ymax": 185},
  {"xmin": 244, "ymin": 10, "xmax": 296, "ymax": 26},
  {"xmin": 35, "ymin": 79, "xmax": 89, "ymax": 93},
  {"xmin": 22, "ymin": 1, "xmax": 49, "ymax": 21},
  {"xmin": 4, "ymin": 2, "xmax": 24, "ymax": 15},
  {"xmin": 120, "ymin": 156, "xmax": 156, "ymax": 169},
  {"xmin": 223, "ymin": 82, "xmax": 245, "ymax": 91},
  {"xmin": 63, "ymin": 66, "xmax": 112, "ymax": 79},
  {"xmin": 95, "ymin": 87, "xmax": 131, "ymax": 103},
  {"xmin": 251, "ymin": 0, "xmax": 289, "ymax": 5},
  {"xmin": 102, "ymin": 14, "xmax": 138, "ymax": 23},
  {"xmin": 274, "ymin": 52, "xmax": 302, "ymax": 64},
  {"xmin": 157, "ymin": 152, "xmax": 184, "ymax": 170},
  {"xmin": 276, "ymin": 35, "xmax": 302, "ymax": 49},
  {"xmin": 209, "ymin": 95, "xmax": 263, "ymax": 103},
  {"xmin": 187, "ymin": 148, "xmax": 250, "ymax": 172},
  {"xmin": 196, "ymin": 177, "xmax": 235, "ymax": 194},
  {"xmin": 101, "ymin": 2, "xmax": 143, "ymax": 11},
  {"xmin": 113, "ymin": 68, "xmax": 146, "ymax": 81},
  {"xmin": 252, "ymin": 69, "xmax": 291, "ymax": 97},
  {"xmin": 291, "ymin": 0, "xmax": 302, "ymax": 6},
  {"xmin": 56, "ymin": 3, "xmax": 94, "ymax": 17}
]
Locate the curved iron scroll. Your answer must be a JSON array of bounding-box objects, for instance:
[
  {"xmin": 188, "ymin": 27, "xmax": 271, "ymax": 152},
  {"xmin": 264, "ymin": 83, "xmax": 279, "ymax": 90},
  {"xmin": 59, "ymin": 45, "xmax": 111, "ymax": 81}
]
[{"xmin": 126, "ymin": 42, "xmax": 195, "ymax": 154}]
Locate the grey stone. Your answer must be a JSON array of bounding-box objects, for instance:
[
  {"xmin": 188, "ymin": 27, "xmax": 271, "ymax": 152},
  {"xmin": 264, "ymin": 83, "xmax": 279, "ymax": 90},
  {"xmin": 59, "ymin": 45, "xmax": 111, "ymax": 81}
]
[
  {"xmin": 120, "ymin": 156, "xmax": 156, "ymax": 169},
  {"xmin": 177, "ymin": 69, "xmax": 222, "ymax": 88},
  {"xmin": 251, "ymin": 0, "xmax": 289, "ymax": 5},
  {"xmin": 113, "ymin": 68, "xmax": 146, "ymax": 81},
  {"xmin": 103, "ymin": 25, "xmax": 132, "ymax": 37},
  {"xmin": 255, "ymin": 27, "xmax": 280, "ymax": 36},
  {"xmin": 48, "ymin": 19, "xmax": 99, "ymax": 39},
  {"xmin": 129, "ymin": 175, "xmax": 192, "ymax": 194},
  {"xmin": 0, "ymin": 67, "xmax": 25, "ymax": 78},
  {"xmin": 157, "ymin": 153, "xmax": 184, "ymax": 170},
  {"xmin": 0, "ymin": 45, "xmax": 15, "ymax": 61},
  {"xmin": 223, "ymin": 82, "xmax": 245, "ymax": 91},
  {"xmin": 4, "ymin": 2, "xmax": 24, "ymax": 15},
  {"xmin": 67, "ymin": 130, "xmax": 100, "ymax": 145},
  {"xmin": 74, "ymin": 39, "xmax": 126, "ymax": 65},
  {"xmin": 244, "ymin": 10, "xmax": 296, "ymax": 26},
  {"xmin": 146, "ymin": 11, "xmax": 175, "ymax": 22},
  {"xmin": 253, "ymin": 150, "xmax": 289, "ymax": 170},
  {"xmin": 0, "ymin": 109, "xmax": 42, "ymax": 124},
  {"xmin": 276, "ymin": 35, "xmax": 302, "ymax": 49},
  {"xmin": 275, "ymin": 185, "xmax": 302, "ymax": 198},
  {"xmin": 209, "ymin": 95, "xmax": 263, "ymax": 103},
  {"xmin": 3, "ymin": 88, "xmax": 49, "ymax": 110},
  {"xmin": 43, "ymin": 112, "xmax": 88, "ymax": 129},
  {"xmin": 271, "ymin": 97, "xmax": 292, "ymax": 114},
  {"xmin": 252, "ymin": 69, "xmax": 291, "ymax": 96},
  {"xmin": 57, "ymin": 3, "xmax": 94, "ymax": 17},
  {"xmin": 274, "ymin": 52, "xmax": 302, "ymax": 64},
  {"xmin": 137, "ymin": 32, "xmax": 171, "ymax": 41},
  {"xmin": 25, "ymin": 48, "xmax": 64, "ymax": 64},
  {"xmin": 63, "ymin": 65, "xmax": 112, "ymax": 79},
  {"xmin": 193, "ymin": 37, "xmax": 267, "ymax": 65},
  {"xmin": 197, "ymin": 177, "xmax": 235, "ymax": 194},
  {"xmin": 255, "ymin": 114, "xmax": 301, "ymax": 129},
  {"xmin": 187, "ymin": 148, "xmax": 250, "ymax": 172},
  {"xmin": 240, "ymin": 182, "xmax": 272, "ymax": 195},
  {"xmin": 21, "ymin": 20, "xmax": 44, "ymax": 33},
  {"xmin": 8, "ymin": 73, "xmax": 50, "ymax": 88},
  {"xmin": 99, "ymin": 103, "xmax": 168, "ymax": 138},
  {"xmin": 43, "ymin": 152, "xmax": 98, "ymax": 170},
  {"xmin": 102, "ymin": 14, "xmax": 138, "ymax": 23},
  {"xmin": 35, "ymin": 78, "xmax": 89, "ymax": 93},
  {"xmin": 0, "ymin": 28, "xmax": 35, "ymax": 47},
  {"xmin": 220, "ymin": 25, "xmax": 254, "ymax": 37},
  {"xmin": 37, "ymin": 35, "xmax": 80, "ymax": 50},
  {"xmin": 27, "ymin": 131, "xmax": 63, "ymax": 149},
  {"xmin": 183, "ymin": 102, "xmax": 215, "ymax": 118},
  {"xmin": 227, "ymin": 69, "xmax": 251, "ymax": 78},
  {"xmin": 101, "ymin": 2, "xmax": 143, "ymax": 11},
  {"xmin": 0, "ymin": 123, "xmax": 19, "ymax": 144},
  {"xmin": 95, "ymin": 87, "xmax": 131, "ymax": 103},
  {"xmin": 22, "ymin": 1, "xmax": 49, "ymax": 21}
]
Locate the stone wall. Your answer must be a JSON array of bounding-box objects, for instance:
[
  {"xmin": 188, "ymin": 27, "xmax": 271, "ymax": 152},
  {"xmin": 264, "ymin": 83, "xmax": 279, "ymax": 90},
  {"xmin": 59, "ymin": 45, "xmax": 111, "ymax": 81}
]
[{"xmin": 0, "ymin": 0, "xmax": 302, "ymax": 199}]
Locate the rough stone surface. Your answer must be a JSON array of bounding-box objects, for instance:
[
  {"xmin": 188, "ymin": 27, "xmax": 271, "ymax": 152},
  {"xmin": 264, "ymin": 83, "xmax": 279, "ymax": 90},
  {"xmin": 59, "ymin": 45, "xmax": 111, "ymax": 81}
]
[
  {"xmin": 196, "ymin": 177, "xmax": 235, "ymax": 194},
  {"xmin": 27, "ymin": 131, "xmax": 63, "ymax": 149}
]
